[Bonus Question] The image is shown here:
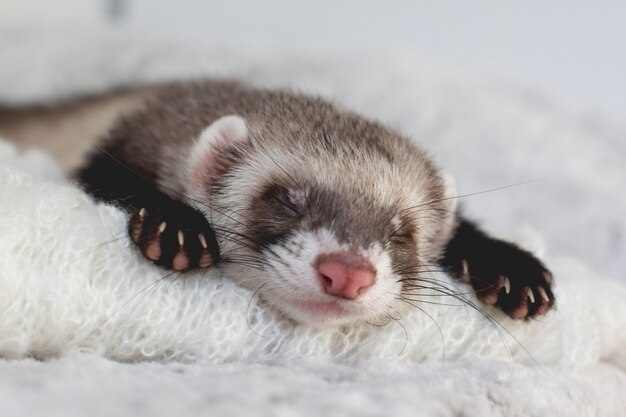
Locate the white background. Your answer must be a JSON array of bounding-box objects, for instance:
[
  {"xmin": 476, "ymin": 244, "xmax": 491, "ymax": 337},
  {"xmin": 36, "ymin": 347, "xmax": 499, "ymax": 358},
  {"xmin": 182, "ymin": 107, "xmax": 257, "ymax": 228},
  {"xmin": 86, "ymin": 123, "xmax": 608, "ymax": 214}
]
[{"xmin": 1, "ymin": 0, "xmax": 625, "ymax": 121}]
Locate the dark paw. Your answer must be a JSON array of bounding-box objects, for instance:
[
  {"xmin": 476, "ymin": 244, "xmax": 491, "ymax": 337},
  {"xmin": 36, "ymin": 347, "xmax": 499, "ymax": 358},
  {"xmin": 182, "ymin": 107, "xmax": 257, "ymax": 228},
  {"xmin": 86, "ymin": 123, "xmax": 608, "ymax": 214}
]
[
  {"xmin": 128, "ymin": 204, "xmax": 219, "ymax": 271},
  {"xmin": 455, "ymin": 243, "xmax": 555, "ymax": 319}
]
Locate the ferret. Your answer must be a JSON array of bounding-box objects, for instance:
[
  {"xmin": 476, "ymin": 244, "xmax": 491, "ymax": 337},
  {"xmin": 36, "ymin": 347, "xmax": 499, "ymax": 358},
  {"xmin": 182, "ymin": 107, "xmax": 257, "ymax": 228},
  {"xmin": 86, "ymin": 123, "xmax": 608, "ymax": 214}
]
[{"xmin": 1, "ymin": 80, "xmax": 555, "ymax": 325}]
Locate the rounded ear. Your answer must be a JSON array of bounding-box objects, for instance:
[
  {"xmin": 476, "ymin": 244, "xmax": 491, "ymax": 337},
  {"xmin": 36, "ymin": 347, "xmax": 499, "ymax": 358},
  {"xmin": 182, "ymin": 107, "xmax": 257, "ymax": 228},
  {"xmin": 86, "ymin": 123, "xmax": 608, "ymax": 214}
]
[
  {"xmin": 442, "ymin": 171, "xmax": 458, "ymax": 215},
  {"xmin": 189, "ymin": 115, "xmax": 249, "ymax": 192}
]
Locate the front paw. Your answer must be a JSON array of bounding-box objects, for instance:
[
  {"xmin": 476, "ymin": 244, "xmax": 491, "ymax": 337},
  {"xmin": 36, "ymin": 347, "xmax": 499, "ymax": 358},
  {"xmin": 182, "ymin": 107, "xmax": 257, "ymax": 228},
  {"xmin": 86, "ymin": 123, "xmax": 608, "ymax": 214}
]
[
  {"xmin": 128, "ymin": 205, "xmax": 219, "ymax": 271},
  {"xmin": 455, "ymin": 243, "xmax": 555, "ymax": 319}
]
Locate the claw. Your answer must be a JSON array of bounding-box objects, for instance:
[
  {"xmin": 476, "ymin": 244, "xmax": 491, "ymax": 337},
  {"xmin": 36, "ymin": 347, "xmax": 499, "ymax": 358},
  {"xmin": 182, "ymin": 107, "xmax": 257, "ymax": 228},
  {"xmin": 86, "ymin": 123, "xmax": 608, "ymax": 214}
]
[
  {"xmin": 198, "ymin": 233, "xmax": 208, "ymax": 249},
  {"xmin": 501, "ymin": 276, "xmax": 510, "ymax": 294},
  {"xmin": 178, "ymin": 230, "xmax": 184, "ymax": 246},
  {"xmin": 461, "ymin": 260, "xmax": 471, "ymax": 283},
  {"xmin": 158, "ymin": 222, "xmax": 167, "ymax": 233},
  {"xmin": 538, "ymin": 286, "xmax": 550, "ymax": 303},
  {"xmin": 526, "ymin": 287, "xmax": 535, "ymax": 304},
  {"xmin": 543, "ymin": 271, "xmax": 553, "ymax": 285},
  {"xmin": 139, "ymin": 208, "xmax": 146, "ymax": 218}
]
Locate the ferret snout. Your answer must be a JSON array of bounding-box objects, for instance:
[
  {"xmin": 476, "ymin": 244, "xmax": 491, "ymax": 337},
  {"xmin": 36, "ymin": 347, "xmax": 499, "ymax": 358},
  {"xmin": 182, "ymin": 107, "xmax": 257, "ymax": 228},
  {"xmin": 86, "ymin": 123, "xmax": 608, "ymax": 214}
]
[{"xmin": 315, "ymin": 253, "xmax": 376, "ymax": 300}]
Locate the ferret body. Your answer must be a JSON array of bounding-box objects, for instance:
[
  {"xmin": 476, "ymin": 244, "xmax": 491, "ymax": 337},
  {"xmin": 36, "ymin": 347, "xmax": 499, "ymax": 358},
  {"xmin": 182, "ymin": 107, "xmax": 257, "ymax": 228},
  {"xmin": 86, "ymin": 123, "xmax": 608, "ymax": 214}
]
[{"xmin": 1, "ymin": 80, "xmax": 555, "ymax": 325}]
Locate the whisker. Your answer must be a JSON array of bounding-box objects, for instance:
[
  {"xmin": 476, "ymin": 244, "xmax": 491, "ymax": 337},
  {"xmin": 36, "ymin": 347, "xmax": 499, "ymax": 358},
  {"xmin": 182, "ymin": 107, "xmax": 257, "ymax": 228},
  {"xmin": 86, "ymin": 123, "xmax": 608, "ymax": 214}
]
[
  {"xmin": 398, "ymin": 298, "xmax": 446, "ymax": 365},
  {"xmin": 86, "ymin": 270, "xmax": 179, "ymax": 338},
  {"xmin": 400, "ymin": 179, "xmax": 542, "ymax": 214},
  {"xmin": 245, "ymin": 283, "xmax": 271, "ymax": 338},
  {"xmin": 72, "ymin": 232, "xmax": 128, "ymax": 262}
]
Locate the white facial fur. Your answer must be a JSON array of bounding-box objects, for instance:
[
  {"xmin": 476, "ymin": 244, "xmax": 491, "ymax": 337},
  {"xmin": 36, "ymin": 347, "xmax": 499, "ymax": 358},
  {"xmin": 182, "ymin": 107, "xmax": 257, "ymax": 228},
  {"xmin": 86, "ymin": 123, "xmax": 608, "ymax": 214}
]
[{"xmin": 256, "ymin": 229, "xmax": 401, "ymax": 325}]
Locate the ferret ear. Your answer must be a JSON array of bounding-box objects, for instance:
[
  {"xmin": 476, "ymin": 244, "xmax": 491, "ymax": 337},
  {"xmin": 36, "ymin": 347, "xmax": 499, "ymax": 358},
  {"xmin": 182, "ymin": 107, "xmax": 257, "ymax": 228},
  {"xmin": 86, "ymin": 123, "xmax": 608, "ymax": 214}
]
[
  {"xmin": 189, "ymin": 115, "xmax": 250, "ymax": 191},
  {"xmin": 442, "ymin": 172, "xmax": 458, "ymax": 214}
]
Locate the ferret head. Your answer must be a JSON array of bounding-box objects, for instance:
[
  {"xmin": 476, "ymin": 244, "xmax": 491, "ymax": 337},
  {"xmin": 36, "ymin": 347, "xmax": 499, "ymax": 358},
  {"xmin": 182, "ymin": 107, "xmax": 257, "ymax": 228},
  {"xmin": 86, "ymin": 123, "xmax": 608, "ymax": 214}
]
[{"xmin": 186, "ymin": 108, "xmax": 457, "ymax": 326}]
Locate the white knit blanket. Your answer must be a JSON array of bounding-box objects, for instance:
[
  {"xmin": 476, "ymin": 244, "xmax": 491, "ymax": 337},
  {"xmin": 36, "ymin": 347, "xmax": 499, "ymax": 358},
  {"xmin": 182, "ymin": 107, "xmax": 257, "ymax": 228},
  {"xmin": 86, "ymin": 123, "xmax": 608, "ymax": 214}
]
[{"xmin": 0, "ymin": 27, "xmax": 625, "ymax": 417}]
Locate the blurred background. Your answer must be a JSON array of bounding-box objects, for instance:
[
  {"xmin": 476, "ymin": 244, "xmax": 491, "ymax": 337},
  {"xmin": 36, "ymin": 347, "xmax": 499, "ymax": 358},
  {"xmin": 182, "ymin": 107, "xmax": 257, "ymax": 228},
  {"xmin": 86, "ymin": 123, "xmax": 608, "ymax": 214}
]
[{"xmin": 1, "ymin": 0, "xmax": 625, "ymax": 121}]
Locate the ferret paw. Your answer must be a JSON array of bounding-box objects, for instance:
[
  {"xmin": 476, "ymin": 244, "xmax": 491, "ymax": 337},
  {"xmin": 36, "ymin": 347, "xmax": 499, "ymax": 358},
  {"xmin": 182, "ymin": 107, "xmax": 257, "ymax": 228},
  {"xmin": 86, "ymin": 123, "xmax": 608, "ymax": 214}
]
[
  {"xmin": 455, "ymin": 244, "xmax": 555, "ymax": 319},
  {"xmin": 128, "ymin": 205, "xmax": 219, "ymax": 271}
]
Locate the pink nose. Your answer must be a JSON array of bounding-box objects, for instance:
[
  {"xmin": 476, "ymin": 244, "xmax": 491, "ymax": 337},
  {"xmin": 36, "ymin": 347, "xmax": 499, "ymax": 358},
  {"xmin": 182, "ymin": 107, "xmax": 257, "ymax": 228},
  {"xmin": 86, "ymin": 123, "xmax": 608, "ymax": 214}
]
[{"xmin": 316, "ymin": 253, "xmax": 376, "ymax": 300}]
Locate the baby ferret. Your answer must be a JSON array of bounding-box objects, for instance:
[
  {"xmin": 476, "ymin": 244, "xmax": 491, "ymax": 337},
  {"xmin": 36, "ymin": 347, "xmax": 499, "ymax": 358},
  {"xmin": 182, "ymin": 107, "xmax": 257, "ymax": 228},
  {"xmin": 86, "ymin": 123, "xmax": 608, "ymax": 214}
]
[{"xmin": 73, "ymin": 80, "xmax": 555, "ymax": 325}]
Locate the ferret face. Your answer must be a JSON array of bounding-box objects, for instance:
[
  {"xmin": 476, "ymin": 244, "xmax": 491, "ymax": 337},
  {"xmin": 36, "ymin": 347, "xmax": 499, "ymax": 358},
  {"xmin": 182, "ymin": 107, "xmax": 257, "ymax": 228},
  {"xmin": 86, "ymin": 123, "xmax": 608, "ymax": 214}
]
[
  {"xmin": 187, "ymin": 115, "xmax": 457, "ymax": 326},
  {"xmin": 242, "ymin": 181, "xmax": 420, "ymax": 325}
]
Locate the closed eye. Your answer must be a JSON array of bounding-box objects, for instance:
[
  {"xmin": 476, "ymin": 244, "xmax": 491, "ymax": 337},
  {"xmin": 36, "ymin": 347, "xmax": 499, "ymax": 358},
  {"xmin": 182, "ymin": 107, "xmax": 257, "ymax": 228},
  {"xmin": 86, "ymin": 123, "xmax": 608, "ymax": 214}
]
[
  {"xmin": 389, "ymin": 213, "xmax": 415, "ymax": 245},
  {"xmin": 262, "ymin": 185, "xmax": 305, "ymax": 218},
  {"xmin": 273, "ymin": 195, "xmax": 302, "ymax": 217},
  {"xmin": 389, "ymin": 232, "xmax": 413, "ymax": 245}
]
